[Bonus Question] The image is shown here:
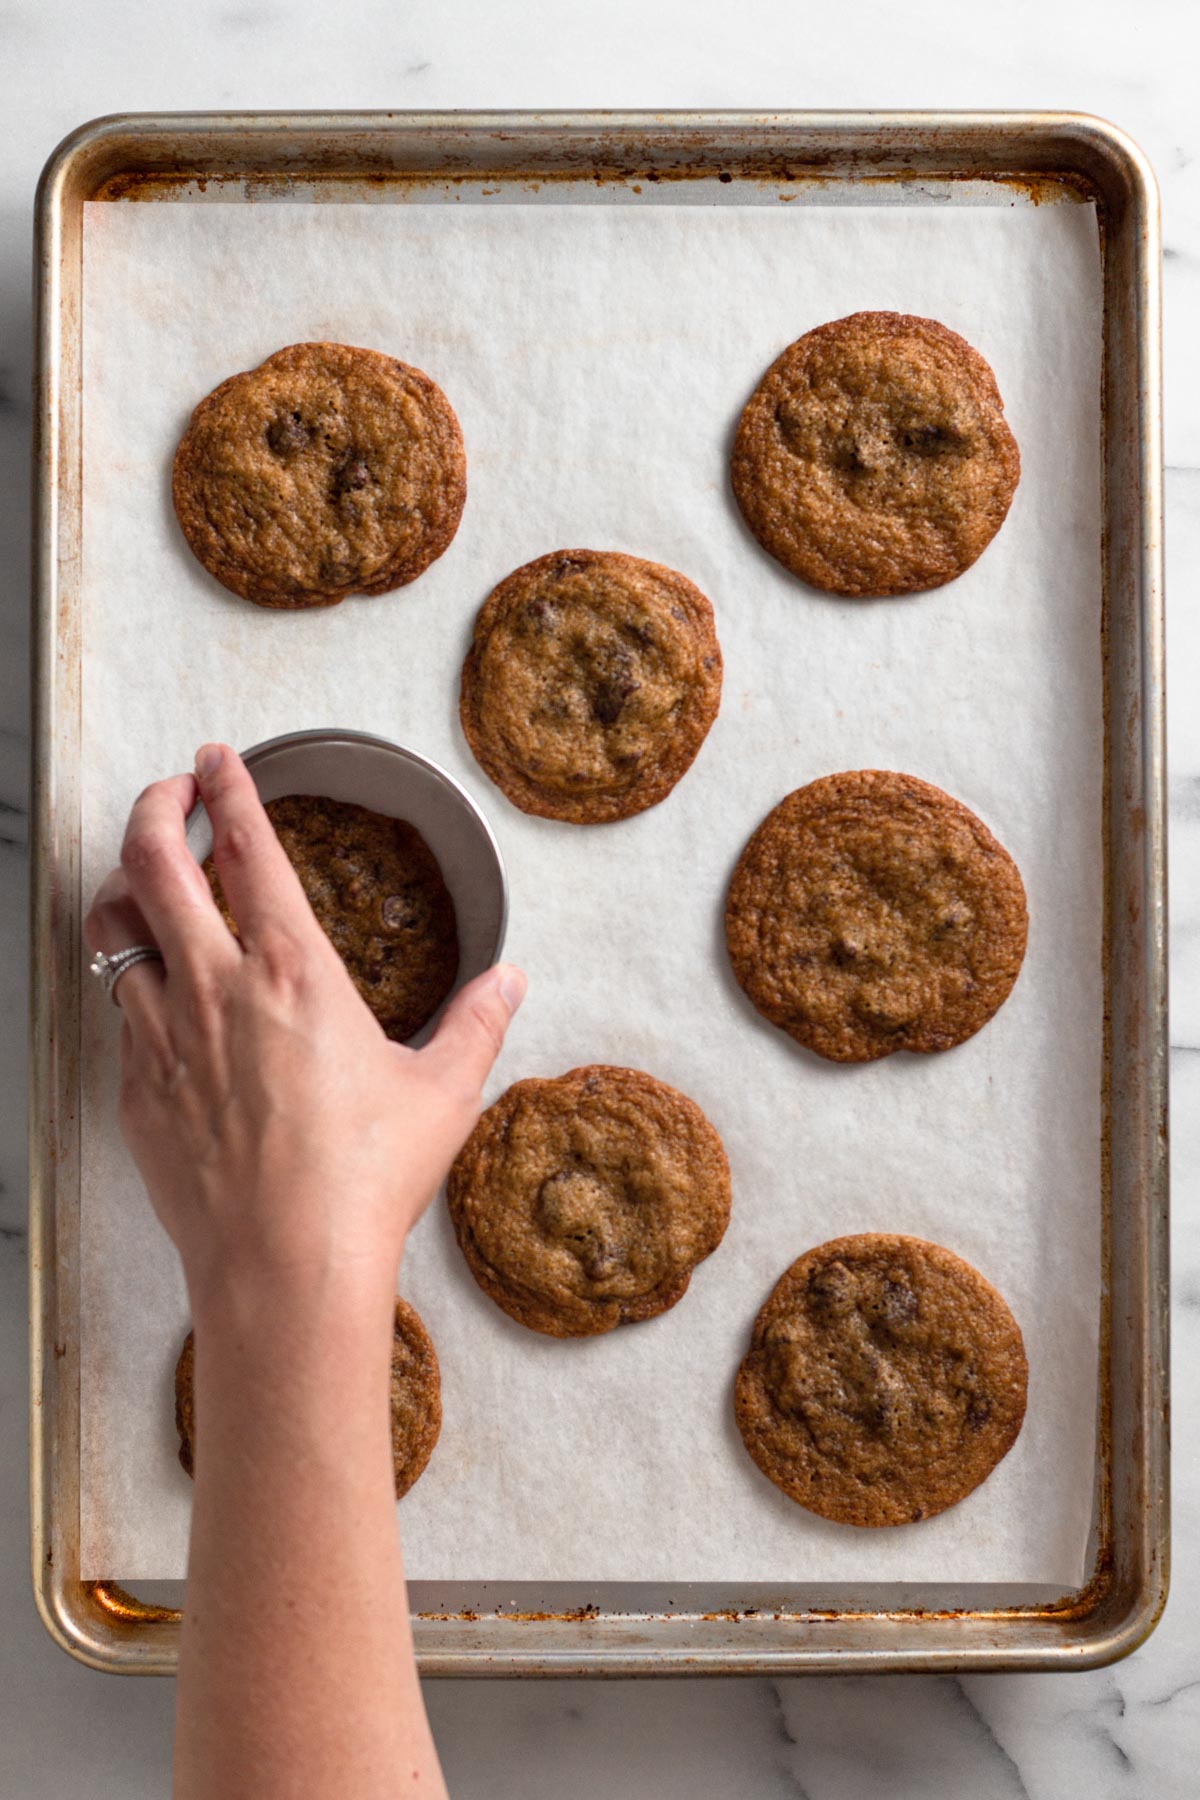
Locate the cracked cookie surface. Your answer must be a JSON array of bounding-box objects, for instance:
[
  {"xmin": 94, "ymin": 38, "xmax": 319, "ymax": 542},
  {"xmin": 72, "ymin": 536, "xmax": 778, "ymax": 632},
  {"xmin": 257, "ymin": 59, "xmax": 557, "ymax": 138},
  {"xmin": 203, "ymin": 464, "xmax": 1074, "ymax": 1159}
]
[
  {"xmin": 174, "ymin": 1298, "xmax": 442, "ymax": 1497},
  {"xmin": 459, "ymin": 549, "xmax": 723, "ymax": 824},
  {"xmin": 731, "ymin": 312, "xmax": 1020, "ymax": 597},
  {"xmin": 204, "ymin": 794, "xmax": 459, "ymax": 1043},
  {"xmin": 725, "ymin": 770, "xmax": 1027, "ymax": 1063},
  {"xmin": 734, "ymin": 1234, "xmax": 1028, "ymax": 1527},
  {"xmin": 173, "ymin": 341, "xmax": 466, "ymax": 608},
  {"xmin": 446, "ymin": 1065, "xmax": 731, "ymax": 1336}
]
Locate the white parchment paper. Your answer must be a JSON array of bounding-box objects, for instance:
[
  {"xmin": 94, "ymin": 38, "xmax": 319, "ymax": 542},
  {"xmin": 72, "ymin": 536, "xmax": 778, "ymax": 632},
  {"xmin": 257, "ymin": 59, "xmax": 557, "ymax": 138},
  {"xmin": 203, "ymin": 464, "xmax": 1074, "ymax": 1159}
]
[{"xmin": 79, "ymin": 194, "xmax": 1102, "ymax": 1584}]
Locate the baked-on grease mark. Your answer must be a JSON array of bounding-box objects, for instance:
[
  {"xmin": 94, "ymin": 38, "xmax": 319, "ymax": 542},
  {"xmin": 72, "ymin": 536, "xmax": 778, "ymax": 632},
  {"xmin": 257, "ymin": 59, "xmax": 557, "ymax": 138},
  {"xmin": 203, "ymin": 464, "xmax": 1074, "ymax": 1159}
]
[
  {"xmin": 725, "ymin": 770, "xmax": 1027, "ymax": 1063},
  {"xmin": 175, "ymin": 1298, "xmax": 440, "ymax": 1495},
  {"xmin": 446, "ymin": 1065, "xmax": 731, "ymax": 1336},
  {"xmin": 734, "ymin": 1235, "xmax": 1028, "ymax": 1528},
  {"xmin": 204, "ymin": 794, "xmax": 459, "ymax": 1043},
  {"xmin": 731, "ymin": 312, "xmax": 1020, "ymax": 597},
  {"xmin": 459, "ymin": 549, "xmax": 722, "ymax": 824},
  {"xmin": 172, "ymin": 341, "xmax": 466, "ymax": 608}
]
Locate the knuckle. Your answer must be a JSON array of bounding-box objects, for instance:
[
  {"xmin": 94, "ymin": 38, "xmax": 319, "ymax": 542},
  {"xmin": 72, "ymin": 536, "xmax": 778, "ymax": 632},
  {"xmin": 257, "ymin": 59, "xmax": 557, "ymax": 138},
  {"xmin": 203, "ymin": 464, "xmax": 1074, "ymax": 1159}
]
[
  {"xmin": 120, "ymin": 827, "xmax": 169, "ymax": 882},
  {"xmin": 82, "ymin": 900, "xmax": 107, "ymax": 950},
  {"xmin": 181, "ymin": 961, "xmax": 226, "ymax": 1028},
  {"xmin": 211, "ymin": 816, "xmax": 260, "ymax": 870},
  {"xmin": 136, "ymin": 1032, "xmax": 184, "ymax": 1095},
  {"xmin": 86, "ymin": 893, "xmax": 121, "ymax": 939},
  {"xmin": 256, "ymin": 925, "xmax": 308, "ymax": 990},
  {"xmin": 86, "ymin": 868, "xmax": 129, "ymax": 928}
]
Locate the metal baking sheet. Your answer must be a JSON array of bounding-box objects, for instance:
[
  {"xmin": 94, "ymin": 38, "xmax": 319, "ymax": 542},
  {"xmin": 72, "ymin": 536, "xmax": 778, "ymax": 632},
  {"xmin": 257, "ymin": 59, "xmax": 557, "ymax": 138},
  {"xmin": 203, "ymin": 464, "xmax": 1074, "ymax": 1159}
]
[{"xmin": 30, "ymin": 112, "xmax": 1167, "ymax": 1675}]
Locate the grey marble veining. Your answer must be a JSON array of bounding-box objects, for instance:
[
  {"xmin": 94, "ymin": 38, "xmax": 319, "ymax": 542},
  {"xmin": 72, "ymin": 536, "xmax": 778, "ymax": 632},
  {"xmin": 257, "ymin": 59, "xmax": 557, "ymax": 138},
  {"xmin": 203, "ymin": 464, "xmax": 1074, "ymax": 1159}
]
[{"xmin": 2, "ymin": 3, "xmax": 1197, "ymax": 1795}]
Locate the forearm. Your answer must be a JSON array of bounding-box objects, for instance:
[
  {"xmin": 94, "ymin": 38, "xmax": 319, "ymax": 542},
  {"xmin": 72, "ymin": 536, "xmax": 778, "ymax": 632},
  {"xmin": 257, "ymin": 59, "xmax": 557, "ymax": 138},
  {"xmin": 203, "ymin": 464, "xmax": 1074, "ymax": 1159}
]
[
  {"xmin": 173, "ymin": 1262, "xmax": 446, "ymax": 1800},
  {"xmin": 85, "ymin": 750, "xmax": 522, "ymax": 1797}
]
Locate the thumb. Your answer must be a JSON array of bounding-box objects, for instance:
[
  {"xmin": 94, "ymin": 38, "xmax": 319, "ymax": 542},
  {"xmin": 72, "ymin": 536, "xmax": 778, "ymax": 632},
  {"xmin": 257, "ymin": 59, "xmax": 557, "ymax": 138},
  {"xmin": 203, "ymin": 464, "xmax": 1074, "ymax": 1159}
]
[{"xmin": 421, "ymin": 962, "xmax": 526, "ymax": 1094}]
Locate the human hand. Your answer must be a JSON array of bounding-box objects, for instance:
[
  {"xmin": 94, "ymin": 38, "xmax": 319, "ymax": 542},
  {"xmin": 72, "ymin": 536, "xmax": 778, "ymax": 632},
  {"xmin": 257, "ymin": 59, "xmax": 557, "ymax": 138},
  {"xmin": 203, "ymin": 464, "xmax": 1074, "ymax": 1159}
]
[{"xmin": 84, "ymin": 743, "xmax": 526, "ymax": 1318}]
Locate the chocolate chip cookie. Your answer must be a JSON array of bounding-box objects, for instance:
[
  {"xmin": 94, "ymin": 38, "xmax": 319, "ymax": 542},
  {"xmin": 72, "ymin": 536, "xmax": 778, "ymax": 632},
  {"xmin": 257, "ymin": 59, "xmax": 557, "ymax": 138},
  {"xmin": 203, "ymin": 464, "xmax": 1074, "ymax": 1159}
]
[
  {"xmin": 731, "ymin": 312, "xmax": 1020, "ymax": 596},
  {"xmin": 172, "ymin": 341, "xmax": 466, "ymax": 608},
  {"xmin": 459, "ymin": 549, "xmax": 723, "ymax": 824},
  {"xmin": 173, "ymin": 1332, "xmax": 197, "ymax": 1480},
  {"xmin": 725, "ymin": 770, "xmax": 1027, "ymax": 1062},
  {"xmin": 734, "ymin": 1234, "xmax": 1028, "ymax": 1526},
  {"xmin": 388, "ymin": 1297, "xmax": 444, "ymax": 1498},
  {"xmin": 446, "ymin": 1065, "xmax": 731, "ymax": 1336},
  {"xmin": 204, "ymin": 794, "xmax": 459, "ymax": 1042},
  {"xmin": 175, "ymin": 1298, "xmax": 441, "ymax": 1496}
]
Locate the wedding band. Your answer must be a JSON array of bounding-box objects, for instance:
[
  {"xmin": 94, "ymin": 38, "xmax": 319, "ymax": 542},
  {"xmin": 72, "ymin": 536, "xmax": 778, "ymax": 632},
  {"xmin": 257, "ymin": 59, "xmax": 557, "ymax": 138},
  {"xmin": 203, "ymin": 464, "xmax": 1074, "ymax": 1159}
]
[{"xmin": 89, "ymin": 945, "xmax": 164, "ymax": 1004}]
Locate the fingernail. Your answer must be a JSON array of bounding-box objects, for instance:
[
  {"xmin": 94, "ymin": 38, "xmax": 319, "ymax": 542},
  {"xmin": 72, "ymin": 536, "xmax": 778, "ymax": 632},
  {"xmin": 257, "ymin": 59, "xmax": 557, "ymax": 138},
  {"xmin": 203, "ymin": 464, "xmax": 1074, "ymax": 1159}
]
[
  {"xmin": 496, "ymin": 964, "xmax": 527, "ymax": 1015},
  {"xmin": 194, "ymin": 744, "xmax": 222, "ymax": 779}
]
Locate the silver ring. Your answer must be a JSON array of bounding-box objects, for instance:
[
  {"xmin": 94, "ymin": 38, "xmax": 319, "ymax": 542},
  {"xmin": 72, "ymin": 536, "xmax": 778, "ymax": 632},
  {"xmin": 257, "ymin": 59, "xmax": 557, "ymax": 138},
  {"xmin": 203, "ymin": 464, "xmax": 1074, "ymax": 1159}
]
[{"xmin": 89, "ymin": 945, "xmax": 164, "ymax": 1005}]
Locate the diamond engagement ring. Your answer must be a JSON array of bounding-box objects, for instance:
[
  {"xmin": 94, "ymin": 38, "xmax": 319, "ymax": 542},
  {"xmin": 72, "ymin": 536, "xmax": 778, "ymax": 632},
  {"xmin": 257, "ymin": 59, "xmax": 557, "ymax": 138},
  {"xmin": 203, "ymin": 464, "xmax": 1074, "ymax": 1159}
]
[{"xmin": 89, "ymin": 945, "xmax": 165, "ymax": 1004}]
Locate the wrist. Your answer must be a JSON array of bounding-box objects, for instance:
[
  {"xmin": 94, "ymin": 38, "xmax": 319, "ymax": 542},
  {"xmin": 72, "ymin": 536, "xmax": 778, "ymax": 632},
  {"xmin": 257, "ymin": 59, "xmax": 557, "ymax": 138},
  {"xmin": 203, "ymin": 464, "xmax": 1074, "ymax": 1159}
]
[
  {"xmin": 183, "ymin": 1262, "xmax": 401, "ymax": 1499},
  {"xmin": 185, "ymin": 1248, "xmax": 402, "ymax": 1348}
]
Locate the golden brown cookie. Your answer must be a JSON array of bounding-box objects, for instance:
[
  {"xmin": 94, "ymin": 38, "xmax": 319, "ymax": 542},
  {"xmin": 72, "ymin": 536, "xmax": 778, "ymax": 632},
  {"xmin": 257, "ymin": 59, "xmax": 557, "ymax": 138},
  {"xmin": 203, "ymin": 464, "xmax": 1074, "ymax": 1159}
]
[
  {"xmin": 172, "ymin": 341, "xmax": 466, "ymax": 608},
  {"xmin": 204, "ymin": 794, "xmax": 459, "ymax": 1043},
  {"xmin": 388, "ymin": 1297, "xmax": 444, "ymax": 1499},
  {"xmin": 446, "ymin": 1065, "xmax": 731, "ymax": 1336},
  {"xmin": 174, "ymin": 1332, "xmax": 197, "ymax": 1480},
  {"xmin": 174, "ymin": 1298, "xmax": 441, "ymax": 1498},
  {"xmin": 731, "ymin": 312, "xmax": 1020, "ymax": 596},
  {"xmin": 735, "ymin": 1234, "xmax": 1028, "ymax": 1527},
  {"xmin": 459, "ymin": 549, "xmax": 723, "ymax": 824},
  {"xmin": 725, "ymin": 771, "xmax": 1027, "ymax": 1062}
]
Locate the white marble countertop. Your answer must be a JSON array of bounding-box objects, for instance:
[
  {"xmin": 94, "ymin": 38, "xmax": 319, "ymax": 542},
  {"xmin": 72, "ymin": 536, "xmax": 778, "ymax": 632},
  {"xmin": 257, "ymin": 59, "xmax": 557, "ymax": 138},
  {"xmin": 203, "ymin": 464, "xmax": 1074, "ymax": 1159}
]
[{"xmin": 1, "ymin": 4, "xmax": 1195, "ymax": 1794}]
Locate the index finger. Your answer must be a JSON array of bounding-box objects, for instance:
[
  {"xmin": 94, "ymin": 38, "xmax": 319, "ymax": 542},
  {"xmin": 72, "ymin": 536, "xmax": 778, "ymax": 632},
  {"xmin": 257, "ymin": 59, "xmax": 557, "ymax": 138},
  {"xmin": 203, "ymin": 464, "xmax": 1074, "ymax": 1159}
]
[
  {"xmin": 193, "ymin": 743, "xmax": 318, "ymax": 946},
  {"xmin": 119, "ymin": 774, "xmax": 235, "ymax": 966}
]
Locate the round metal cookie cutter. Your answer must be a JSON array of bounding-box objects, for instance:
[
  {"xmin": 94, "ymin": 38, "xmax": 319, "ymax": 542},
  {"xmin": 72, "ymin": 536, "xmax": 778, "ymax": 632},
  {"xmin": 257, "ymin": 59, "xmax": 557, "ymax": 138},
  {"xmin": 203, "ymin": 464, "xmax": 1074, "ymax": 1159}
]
[{"xmin": 185, "ymin": 728, "xmax": 509, "ymax": 1046}]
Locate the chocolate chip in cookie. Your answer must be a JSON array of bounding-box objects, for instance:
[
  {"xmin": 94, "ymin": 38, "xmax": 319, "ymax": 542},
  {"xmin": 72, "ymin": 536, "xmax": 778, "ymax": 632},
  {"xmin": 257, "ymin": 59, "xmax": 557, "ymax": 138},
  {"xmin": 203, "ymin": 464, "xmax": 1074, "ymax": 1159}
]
[
  {"xmin": 446, "ymin": 1065, "xmax": 731, "ymax": 1336},
  {"xmin": 731, "ymin": 312, "xmax": 1020, "ymax": 597}
]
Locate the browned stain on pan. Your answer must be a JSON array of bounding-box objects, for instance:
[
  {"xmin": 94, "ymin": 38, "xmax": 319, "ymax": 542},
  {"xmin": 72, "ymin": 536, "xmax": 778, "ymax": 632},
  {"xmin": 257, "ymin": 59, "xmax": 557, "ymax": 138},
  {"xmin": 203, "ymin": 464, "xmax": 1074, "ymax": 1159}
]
[
  {"xmin": 88, "ymin": 1564, "xmax": 1125, "ymax": 1633},
  {"xmin": 90, "ymin": 161, "xmax": 1096, "ymax": 207},
  {"xmin": 86, "ymin": 1580, "xmax": 182, "ymax": 1625}
]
